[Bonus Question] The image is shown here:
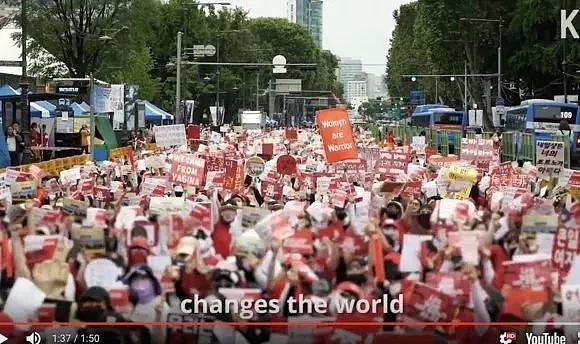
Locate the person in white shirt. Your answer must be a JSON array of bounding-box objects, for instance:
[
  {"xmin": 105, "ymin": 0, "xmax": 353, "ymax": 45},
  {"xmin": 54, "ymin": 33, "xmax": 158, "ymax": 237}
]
[{"xmin": 6, "ymin": 125, "xmax": 24, "ymax": 166}]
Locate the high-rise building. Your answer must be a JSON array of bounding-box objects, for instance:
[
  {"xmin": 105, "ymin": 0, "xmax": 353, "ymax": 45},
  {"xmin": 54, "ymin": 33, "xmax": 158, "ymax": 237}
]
[
  {"xmin": 345, "ymin": 73, "xmax": 368, "ymax": 105},
  {"xmin": 287, "ymin": 0, "xmax": 323, "ymax": 48},
  {"xmin": 338, "ymin": 57, "xmax": 363, "ymax": 87},
  {"xmin": 366, "ymin": 73, "xmax": 377, "ymax": 99}
]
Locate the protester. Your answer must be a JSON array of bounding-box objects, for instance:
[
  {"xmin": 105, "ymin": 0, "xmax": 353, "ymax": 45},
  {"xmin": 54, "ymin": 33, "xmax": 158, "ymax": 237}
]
[
  {"xmin": 6, "ymin": 125, "xmax": 24, "ymax": 166},
  {"xmin": 80, "ymin": 124, "xmax": 90, "ymax": 154}
]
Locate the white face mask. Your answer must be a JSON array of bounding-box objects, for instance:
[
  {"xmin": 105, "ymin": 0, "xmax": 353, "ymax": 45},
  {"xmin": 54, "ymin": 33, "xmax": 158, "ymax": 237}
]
[
  {"xmin": 342, "ymin": 216, "xmax": 350, "ymax": 226},
  {"xmin": 389, "ymin": 281, "xmax": 402, "ymax": 296}
]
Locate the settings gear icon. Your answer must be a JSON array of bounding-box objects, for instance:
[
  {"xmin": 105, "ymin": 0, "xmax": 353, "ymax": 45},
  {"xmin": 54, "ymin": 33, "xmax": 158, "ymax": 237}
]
[{"xmin": 499, "ymin": 332, "xmax": 515, "ymax": 344}]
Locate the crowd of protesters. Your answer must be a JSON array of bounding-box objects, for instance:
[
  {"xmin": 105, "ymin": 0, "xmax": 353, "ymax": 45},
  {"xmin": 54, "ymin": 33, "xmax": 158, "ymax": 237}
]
[{"xmin": 0, "ymin": 119, "xmax": 577, "ymax": 344}]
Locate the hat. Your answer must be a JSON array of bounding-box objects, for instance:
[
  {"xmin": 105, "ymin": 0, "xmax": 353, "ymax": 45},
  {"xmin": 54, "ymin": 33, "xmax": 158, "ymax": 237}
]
[
  {"xmin": 80, "ymin": 286, "xmax": 112, "ymax": 309},
  {"xmin": 121, "ymin": 263, "xmax": 160, "ymax": 294},
  {"xmin": 176, "ymin": 236, "xmax": 197, "ymax": 257},
  {"xmin": 174, "ymin": 185, "xmax": 184, "ymax": 193},
  {"xmin": 219, "ymin": 203, "xmax": 238, "ymax": 211}
]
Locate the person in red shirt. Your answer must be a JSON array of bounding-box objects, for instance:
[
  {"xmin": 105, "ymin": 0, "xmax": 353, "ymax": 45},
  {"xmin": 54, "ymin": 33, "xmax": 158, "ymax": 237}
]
[
  {"xmin": 30, "ymin": 123, "xmax": 41, "ymax": 161},
  {"xmin": 30, "ymin": 123, "xmax": 41, "ymax": 146},
  {"xmin": 212, "ymin": 201, "xmax": 238, "ymax": 258}
]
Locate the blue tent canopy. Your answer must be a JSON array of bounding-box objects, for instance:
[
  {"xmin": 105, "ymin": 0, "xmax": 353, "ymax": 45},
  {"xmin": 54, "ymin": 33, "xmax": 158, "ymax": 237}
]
[
  {"xmin": 141, "ymin": 100, "xmax": 174, "ymax": 121},
  {"xmin": 71, "ymin": 102, "xmax": 89, "ymax": 115},
  {"xmin": 0, "ymin": 85, "xmax": 18, "ymax": 96},
  {"xmin": 78, "ymin": 102, "xmax": 90, "ymax": 111},
  {"xmin": 33, "ymin": 101, "xmax": 56, "ymax": 117},
  {"xmin": 0, "ymin": 127, "xmax": 10, "ymax": 168},
  {"xmin": 29, "ymin": 102, "xmax": 50, "ymax": 118}
]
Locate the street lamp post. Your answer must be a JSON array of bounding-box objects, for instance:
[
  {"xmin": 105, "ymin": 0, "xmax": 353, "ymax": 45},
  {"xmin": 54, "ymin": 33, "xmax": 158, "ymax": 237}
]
[
  {"xmin": 176, "ymin": 31, "xmax": 183, "ymax": 123},
  {"xmin": 175, "ymin": 2, "xmax": 232, "ymax": 124},
  {"xmin": 215, "ymin": 29, "xmax": 247, "ymax": 124}
]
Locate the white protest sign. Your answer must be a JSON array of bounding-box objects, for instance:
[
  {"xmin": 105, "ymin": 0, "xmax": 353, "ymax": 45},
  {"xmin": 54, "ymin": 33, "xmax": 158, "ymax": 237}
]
[
  {"xmin": 562, "ymin": 284, "xmax": 580, "ymax": 321},
  {"xmin": 149, "ymin": 197, "xmax": 185, "ymax": 215},
  {"xmin": 84, "ymin": 258, "xmax": 121, "ymax": 289},
  {"xmin": 412, "ymin": 136, "xmax": 426, "ymax": 154},
  {"xmin": 59, "ymin": 167, "xmax": 81, "ymax": 184},
  {"xmin": 153, "ymin": 124, "xmax": 187, "ymax": 148},
  {"xmin": 536, "ymin": 141, "xmax": 565, "ymax": 178},
  {"xmin": 400, "ymin": 234, "xmax": 433, "ymax": 272},
  {"xmin": 5, "ymin": 169, "xmax": 20, "ymax": 185},
  {"xmin": 3, "ymin": 277, "xmax": 47, "ymax": 321}
]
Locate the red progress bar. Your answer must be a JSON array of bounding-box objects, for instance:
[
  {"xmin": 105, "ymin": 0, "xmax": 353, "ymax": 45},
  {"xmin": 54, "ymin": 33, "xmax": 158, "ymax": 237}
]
[{"xmin": 0, "ymin": 322, "xmax": 535, "ymax": 326}]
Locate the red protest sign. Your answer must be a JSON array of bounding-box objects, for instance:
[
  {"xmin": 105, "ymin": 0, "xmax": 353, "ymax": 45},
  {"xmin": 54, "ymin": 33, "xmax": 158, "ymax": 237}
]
[
  {"xmin": 170, "ymin": 154, "xmax": 206, "ymax": 187},
  {"xmin": 285, "ymin": 128, "xmax": 298, "ymax": 140},
  {"xmin": 94, "ymin": 186, "xmax": 112, "ymax": 201},
  {"xmin": 188, "ymin": 202, "xmax": 213, "ymax": 232},
  {"xmin": 80, "ymin": 179, "xmax": 94, "ymax": 196},
  {"xmin": 204, "ymin": 155, "xmax": 225, "ymax": 172},
  {"xmin": 503, "ymin": 260, "xmax": 553, "ymax": 289},
  {"xmin": 186, "ymin": 124, "xmax": 200, "ymax": 140},
  {"xmin": 277, "ymin": 155, "xmax": 297, "ymax": 175},
  {"xmin": 261, "ymin": 178, "xmax": 282, "ymax": 201},
  {"xmin": 552, "ymin": 224, "xmax": 580, "ymax": 281},
  {"xmin": 376, "ymin": 150, "xmax": 408, "ymax": 173},
  {"xmin": 283, "ymin": 231, "xmax": 314, "ymax": 255},
  {"xmin": 316, "ymin": 108, "xmax": 358, "ymax": 163},
  {"xmin": 426, "ymin": 271, "xmax": 470, "ymax": 306},
  {"xmin": 404, "ymin": 282, "xmax": 457, "ymax": 323},
  {"xmin": 569, "ymin": 171, "xmax": 580, "ymax": 188}
]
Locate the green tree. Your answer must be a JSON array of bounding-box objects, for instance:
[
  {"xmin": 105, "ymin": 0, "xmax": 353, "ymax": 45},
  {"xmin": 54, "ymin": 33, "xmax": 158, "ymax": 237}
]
[
  {"xmin": 386, "ymin": 3, "xmax": 422, "ymax": 101},
  {"xmin": 111, "ymin": 46, "xmax": 160, "ymax": 100},
  {"xmin": 22, "ymin": 0, "xmax": 130, "ymax": 78}
]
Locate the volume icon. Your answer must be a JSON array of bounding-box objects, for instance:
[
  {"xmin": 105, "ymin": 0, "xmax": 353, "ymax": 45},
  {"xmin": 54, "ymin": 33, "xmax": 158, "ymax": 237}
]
[{"xmin": 26, "ymin": 332, "xmax": 41, "ymax": 344}]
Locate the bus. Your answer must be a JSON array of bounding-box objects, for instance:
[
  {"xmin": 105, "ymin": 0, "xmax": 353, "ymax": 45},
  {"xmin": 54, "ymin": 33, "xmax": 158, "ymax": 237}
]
[
  {"xmin": 411, "ymin": 105, "xmax": 467, "ymax": 153},
  {"xmin": 411, "ymin": 105, "xmax": 468, "ymax": 131},
  {"xmin": 505, "ymin": 99, "xmax": 579, "ymax": 166}
]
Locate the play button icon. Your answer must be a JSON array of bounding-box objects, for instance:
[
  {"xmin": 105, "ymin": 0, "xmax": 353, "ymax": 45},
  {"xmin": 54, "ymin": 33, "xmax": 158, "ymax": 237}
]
[{"xmin": 0, "ymin": 333, "xmax": 8, "ymax": 343}]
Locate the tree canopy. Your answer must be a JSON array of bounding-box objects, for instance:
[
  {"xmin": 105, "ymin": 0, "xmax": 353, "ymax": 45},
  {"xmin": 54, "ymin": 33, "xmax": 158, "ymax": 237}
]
[
  {"xmin": 386, "ymin": 0, "xmax": 580, "ymax": 127},
  {"xmin": 17, "ymin": 0, "xmax": 340, "ymax": 120}
]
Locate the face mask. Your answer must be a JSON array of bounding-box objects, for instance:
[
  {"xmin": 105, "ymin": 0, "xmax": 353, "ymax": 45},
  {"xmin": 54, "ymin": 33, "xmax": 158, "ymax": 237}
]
[
  {"xmin": 451, "ymin": 255, "xmax": 463, "ymax": 270},
  {"xmin": 76, "ymin": 306, "xmax": 105, "ymax": 322},
  {"xmin": 389, "ymin": 281, "xmax": 402, "ymax": 296},
  {"xmin": 220, "ymin": 210, "xmax": 236, "ymax": 224},
  {"xmin": 131, "ymin": 278, "xmax": 157, "ymax": 304},
  {"xmin": 346, "ymin": 273, "xmax": 367, "ymax": 286},
  {"xmin": 175, "ymin": 192, "xmax": 184, "ymax": 198}
]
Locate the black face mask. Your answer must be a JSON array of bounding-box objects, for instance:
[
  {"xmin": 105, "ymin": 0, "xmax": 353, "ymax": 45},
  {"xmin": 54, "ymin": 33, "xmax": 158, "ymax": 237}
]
[
  {"xmin": 175, "ymin": 192, "xmax": 184, "ymax": 198},
  {"xmin": 76, "ymin": 306, "xmax": 106, "ymax": 322},
  {"xmin": 451, "ymin": 255, "xmax": 463, "ymax": 270},
  {"xmin": 346, "ymin": 273, "xmax": 367, "ymax": 286}
]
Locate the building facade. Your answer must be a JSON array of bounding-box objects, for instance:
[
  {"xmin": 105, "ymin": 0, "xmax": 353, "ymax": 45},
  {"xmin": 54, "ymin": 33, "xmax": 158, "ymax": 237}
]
[
  {"xmin": 338, "ymin": 57, "xmax": 363, "ymax": 86},
  {"xmin": 287, "ymin": 0, "xmax": 323, "ymax": 48},
  {"xmin": 345, "ymin": 80, "xmax": 367, "ymax": 105}
]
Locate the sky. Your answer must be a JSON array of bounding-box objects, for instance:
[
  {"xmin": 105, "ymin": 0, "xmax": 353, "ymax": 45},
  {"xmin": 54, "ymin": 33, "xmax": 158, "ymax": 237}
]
[{"xmin": 225, "ymin": 0, "xmax": 415, "ymax": 76}]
